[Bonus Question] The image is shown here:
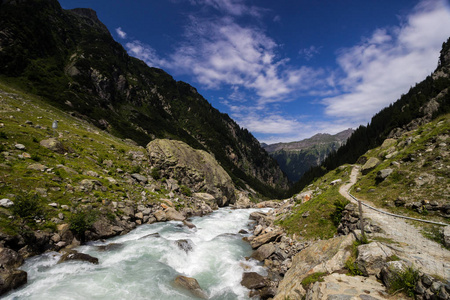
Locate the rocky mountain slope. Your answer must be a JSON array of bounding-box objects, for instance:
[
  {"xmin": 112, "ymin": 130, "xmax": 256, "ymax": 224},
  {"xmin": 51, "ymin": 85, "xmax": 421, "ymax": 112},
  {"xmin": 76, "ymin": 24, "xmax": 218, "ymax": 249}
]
[
  {"xmin": 263, "ymin": 129, "xmax": 354, "ymax": 182},
  {"xmin": 0, "ymin": 80, "xmax": 263, "ymax": 295},
  {"xmin": 0, "ymin": 0, "xmax": 289, "ymax": 197}
]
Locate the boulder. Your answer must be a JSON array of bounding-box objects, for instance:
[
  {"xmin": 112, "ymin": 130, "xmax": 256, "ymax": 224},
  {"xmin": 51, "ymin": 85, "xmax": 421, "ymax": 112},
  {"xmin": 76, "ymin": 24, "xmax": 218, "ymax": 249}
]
[
  {"xmin": 58, "ymin": 250, "xmax": 99, "ymax": 264},
  {"xmin": 0, "ymin": 248, "xmax": 24, "ymax": 269},
  {"xmin": 154, "ymin": 210, "xmax": 167, "ymax": 222},
  {"xmin": 131, "ymin": 173, "xmax": 148, "ymax": 184},
  {"xmin": 241, "ymin": 272, "xmax": 267, "ymax": 289},
  {"xmin": 0, "ymin": 269, "xmax": 27, "ymax": 296},
  {"xmin": 361, "ymin": 157, "xmax": 380, "ymax": 174},
  {"xmin": 379, "ymin": 260, "xmax": 410, "ymax": 290},
  {"xmin": 175, "ymin": 239, "xmax": 194, "ymax": 253},
  {"xmin": 376, "ymin": 169, "xmax": 393, "ymax": 181},
  {"xmin": 165, "ymin": 208, "xmax": 185, "ymax": 221},
  {"xmin": 40, "ymin": 138, "xmax": 64, "ymax": 153},
  {"xmin": 251, "ymin": 243, "xmax": 276, "ymax": 261},
  {"xmin": 14, "ymin": 144, "xmax": 26, "ymax": 150},
  {"xmin": 274, "ymin": 234, "xmax": 355, "ymax": 300},
  {"xmin": 27, "ymin": 163, "xmax": 47, "ymax": 172},
  {"xmin": 356, "ymin": 242, "xmax": 394, "ymax": 276},
  {"xmin": 182, "ymin": 220, "xmax": 196, "ymax": 229},
  {"xmin": 250, "ymin": 229, "xmax": 283, "ymax": 249},
  {"xmin": 91, "ymin": 218, "xmax": 116, "ymax": 239},
  {"xmin": 147, "ymin": 139, "xmax": 236, "ymax": 206},
  {"xmin": 174, "ymin": 275, "xmax": 208, "ymax": 299}
]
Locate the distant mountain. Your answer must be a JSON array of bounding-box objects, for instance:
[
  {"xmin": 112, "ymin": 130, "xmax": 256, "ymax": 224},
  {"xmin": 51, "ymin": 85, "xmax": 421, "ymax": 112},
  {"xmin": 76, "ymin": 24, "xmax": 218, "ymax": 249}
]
[
  {"xmin": 0, "ymin": 0, "xmax": 289, "ymax": 196},
  {"xmin": 263, "ymin": 129, "xmax": 354, "ymax": 182}
]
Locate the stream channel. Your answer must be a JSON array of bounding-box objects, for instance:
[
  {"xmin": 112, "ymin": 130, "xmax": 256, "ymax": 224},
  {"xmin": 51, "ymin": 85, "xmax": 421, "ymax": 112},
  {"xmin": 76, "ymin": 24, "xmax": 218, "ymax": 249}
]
[{"xmin": 4, "ymin": 207, "xmax": 270, "ymax": 299}]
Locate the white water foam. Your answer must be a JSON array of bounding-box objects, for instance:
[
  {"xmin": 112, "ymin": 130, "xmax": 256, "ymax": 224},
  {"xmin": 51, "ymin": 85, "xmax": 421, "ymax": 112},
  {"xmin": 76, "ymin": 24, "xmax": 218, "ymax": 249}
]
[{"xmin": 4, "ymin": 207, "xmax": 270, "ymax": 300}]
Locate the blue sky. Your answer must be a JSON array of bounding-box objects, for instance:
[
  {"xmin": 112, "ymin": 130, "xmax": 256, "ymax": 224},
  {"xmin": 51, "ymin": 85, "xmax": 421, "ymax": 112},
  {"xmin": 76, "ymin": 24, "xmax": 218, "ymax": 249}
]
[{"xmin": 59, "ymin": 0, "xmax": 450, "ymax": 144}]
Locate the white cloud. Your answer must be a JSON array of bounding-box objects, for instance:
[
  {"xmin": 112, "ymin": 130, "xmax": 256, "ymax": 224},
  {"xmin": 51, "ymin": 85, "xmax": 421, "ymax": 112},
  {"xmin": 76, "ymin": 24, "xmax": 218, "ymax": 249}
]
[
  {"xmin": 299, "ymin": 45, "xmax": 321, "ymax": 61},
  {"xmin": 189, "ymin": 0, "xmax": 264, "ymax": 17},
  {"xmin": 115, "ymin": 27, "xmax": 127, "ymax": 39},
  {"xmin": 322, "ymin": 0, "xmax": 450, "ymax": 123},
  {"xmin": 125, "ymin": 40, "xmax": 169, "ymax": 69}
]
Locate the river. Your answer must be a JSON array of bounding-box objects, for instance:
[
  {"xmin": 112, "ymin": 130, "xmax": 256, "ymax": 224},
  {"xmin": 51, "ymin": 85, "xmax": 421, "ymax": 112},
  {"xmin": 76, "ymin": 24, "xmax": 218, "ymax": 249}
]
[{"xmin": 4, "ymin": 207, "xmax": 269, "ymax": 299}]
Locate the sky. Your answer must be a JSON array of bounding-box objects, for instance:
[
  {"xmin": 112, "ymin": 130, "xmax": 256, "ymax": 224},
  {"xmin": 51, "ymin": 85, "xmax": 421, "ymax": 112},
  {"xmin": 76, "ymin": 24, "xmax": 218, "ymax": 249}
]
[{"xmin": 58, "ymin": 0, "xmax": 450, "ymax": 144}]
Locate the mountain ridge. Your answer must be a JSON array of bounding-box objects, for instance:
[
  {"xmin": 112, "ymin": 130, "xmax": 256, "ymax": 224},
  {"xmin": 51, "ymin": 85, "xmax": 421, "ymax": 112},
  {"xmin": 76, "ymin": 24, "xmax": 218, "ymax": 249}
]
[{"xmin": 0, "ymin": 0, "xmax": 289, "ymax": 196}]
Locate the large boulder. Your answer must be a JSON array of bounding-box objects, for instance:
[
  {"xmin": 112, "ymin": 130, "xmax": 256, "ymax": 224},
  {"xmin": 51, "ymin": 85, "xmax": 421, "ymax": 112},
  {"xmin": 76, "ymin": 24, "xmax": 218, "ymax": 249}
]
[
  {"xmin": 251, "ymin": 243, "xmax": 276, "ymax": 261},
  {"xmin": 241, "ymin": 272, "xmax": 267, "ymax": 289},
  {"xmin": 274, "ymin": 234, "xmax": 355, "ymax": 300},
  {"xmin": 39, "ymin": 138, "xmax": 65, "ymax": 153},
  {"xmin": 165, "ymin": 208, "xmax": 185, "ymax": 221},
  {"xmin": 174, "ymin": 275, "xmax": 208, "ymax": 299},
  {"xmin": 58, "ymin": 250, "xmax": 99, "ymax": 264},
  {"xmin": 0, "ymin": 248, "xmax": 27, "ymax": 295},
  {"xmin": 356, "ymin": 242, "xmax": 394, "ymax": 276},
  {"xmin": 147, "ymin": 139, "xmax": 236, "ymax": 206},
  {"xmin": 361, "ymin": 157, "xmax": 380, "ymax": 175},
  {"xmin": 250, "ymin": 229, "xmax": 283, "ymax": 249}
]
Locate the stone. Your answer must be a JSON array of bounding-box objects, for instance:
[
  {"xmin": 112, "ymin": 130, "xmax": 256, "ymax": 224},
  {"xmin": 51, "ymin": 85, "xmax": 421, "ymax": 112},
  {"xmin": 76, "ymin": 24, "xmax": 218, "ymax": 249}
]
[
  {"xmin": 154, "ymin": 210, "xmax": 167, "ymax": 222},
  {"xmin": 58, "ymin": 250, "xmax": 99, "ymax": 264},
  {"xmin": 39, "ymin": 138, "xmax": 64, "ymax": 153},
  {"xmin": 0, "ymin": 248, "xmax": 24, "ymax": 269},
  {"xmin": 27, "ymin": 163, "xmax": 47, "ymax": 172},
  {"xmin": 356, "ymin": 242, "xmax": 394, "ymax": 276},
  {"xmin": 48, "ymin": 202, "xmax": 58, "ymax": 208},
  {"xmin": 182, "ymin": 220, "xmax": 196, "ymax": 229},
  {"xmin": 0, "ymin": 269, "xmax": 27, "ymax": 296},
  {"xmin": 379, "ymin": 260, "xmax": 409, "ymax": 290},
  {"xmin": 376, "ymin": 169, "xmax": 393, "ymax": 181},
  {"xmin": 165, "ymin": 208, "xmax": 185, "ymax": 221},
  {"xmin": 251, "ymin": 243, "xmax": 276, "ymax": 261},
  {"xmin": 131, "ymin": 173, "xmax": 148, "ymax": 183},
  {"xmin": 175, "ymin": 239, "xmax": 194, "ymax": 253},
  {"xmin": 250, "ymin": 229, "xmax": 283, "ymax": 249},
  {"xmin": 241, "ymin": 272, "xmax": 267, "ymax": 289},
  {"xmin": 147, "ymin": 139, "xmax": 236, "ymax": 206},
  {"xmin": 14, "ymin": 144, "xmax": 26, "ymax": 150},
  {"xmin": 443, "ymin": 226, "xmax": 450, "ymax": 248},
  {"xmin": 83, "ymin": 170, "xmax": 99, "ymax": 177},
  {"xmin": 174, "ymin": 275, "xmax": 208, "ymax": 299},
  {"xmin": 274, "ymin": 234, "xmax": 355, "ymax": 300},
  {"xmin": 0, "ymin": 198, "xmax": 13, "ymax": 208},
  {"xmin": 361, "ymin": 157, "xmax": 380, "ymax": 174}
]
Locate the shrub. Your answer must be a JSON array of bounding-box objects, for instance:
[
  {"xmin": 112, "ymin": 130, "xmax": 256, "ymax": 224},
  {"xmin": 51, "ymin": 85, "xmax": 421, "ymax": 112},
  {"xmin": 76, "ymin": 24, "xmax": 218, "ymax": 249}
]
[
  {"xmin": 180, "ymin": 185, "xmax": 192, "ymax": 197},
  {"xmin": 330, "ymin": 199, "xmax": 349, "ymax": 226},
  {"xmin": 386, "ymin": 266, "xmax": 419, "ymax": 297},
  {"xmin": 69, "ymin": 210, "xmax": 97, "ymax": 237},
  {"xmin": 150, "ymin": 167, "xmax": 160, "ymax": 180},
  {"xmin": 0, "ymin": 131, "xmax": 7, "ymax": 139},
  {"xmin": 12, "ymin": 193, "xmax": 45, "ymax": 220},
  {"xmin": 31, "ymin": 154, "xmax": 41, "ymax": 162}
]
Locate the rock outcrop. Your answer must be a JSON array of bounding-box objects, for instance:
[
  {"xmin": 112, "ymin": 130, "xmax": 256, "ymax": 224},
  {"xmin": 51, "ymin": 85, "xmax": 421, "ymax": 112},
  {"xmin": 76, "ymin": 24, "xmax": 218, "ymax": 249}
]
[{"xmin": 147, "ymin": 139, "xmax": 236, "ymax": 206}]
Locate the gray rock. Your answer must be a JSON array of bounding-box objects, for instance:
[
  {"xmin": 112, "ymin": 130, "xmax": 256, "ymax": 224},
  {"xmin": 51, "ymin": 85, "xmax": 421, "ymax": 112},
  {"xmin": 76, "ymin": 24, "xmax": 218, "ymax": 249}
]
[
  {"xmin": 443, "ymin": 226, "xmax": 450, "ymax": 248},
  {"xmin": 175, "ymin": 239, "xmax": 194, "ymax": 253},
  {"xmin": 356, "ymin": 242, "xmax": 394, "ymax": 276},
  {"xmin": 165, "ymin": 208, "xmax": 185, "ymax": 221},
  {"xmin": 0, "ymin": 269, "xmax": 27, "ymax": 296},
  {"xmin": 154, "ymin": 210, "xmax": 167, "ymax": 222},
  {"xmin": 39, "ymin": 138, "xmax": 64, "ymax": 153},
  {"xmin": 0, "ymin": 198, "xmax": 14, "ymax": 208},
  {"xmin": 131, "ymin": 173, "xmax": 148, "ymax": 183},
  {"xmin": 58, "ymin": 250, "xmax": 99, "ymax": 264},
  {"xmin": 361, "ymin": 157, "xmax": 380, "ymax": 174},
  {"xmin": 250, "ymin": 229, "xmax": 283, "ymax": 249},
  {"xmin": 251, "ymin": 243, "xmax": 276, "ymax": 261},
  {"xmin": 27, "ymin": 163, "xmax": 47, "ymax": 172},
  {"xmin": 376, "ymin": 168, "xmax": 393, "ymax": 181},
  {"xmin": 241, "ymin": 272, "xmax": 267, "ymax": 289},
  {"xmin": 14, "ymin": 144, "xmax": 26, "ymax": 150}
]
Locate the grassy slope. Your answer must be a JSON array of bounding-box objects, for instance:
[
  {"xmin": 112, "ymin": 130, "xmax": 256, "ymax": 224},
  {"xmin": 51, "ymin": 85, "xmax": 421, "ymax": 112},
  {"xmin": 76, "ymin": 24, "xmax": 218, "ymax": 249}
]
[{"xmin": 0, "ymin": 80, "xmax": 176, "ymax": 235}]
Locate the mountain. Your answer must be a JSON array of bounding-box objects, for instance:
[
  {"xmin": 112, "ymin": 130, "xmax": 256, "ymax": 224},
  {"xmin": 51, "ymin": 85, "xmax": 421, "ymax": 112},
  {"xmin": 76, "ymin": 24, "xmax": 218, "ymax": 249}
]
[
  {"xmin": 0, "ymin": 0, "xmax": 289, "ymax": 197},
  {"xmin": 289, "ymin": 36, "xmax": 450, "ymax": 196},
  {"xmin": 263, "ymin": 129, "xmax": 354, "ymax": 182}
]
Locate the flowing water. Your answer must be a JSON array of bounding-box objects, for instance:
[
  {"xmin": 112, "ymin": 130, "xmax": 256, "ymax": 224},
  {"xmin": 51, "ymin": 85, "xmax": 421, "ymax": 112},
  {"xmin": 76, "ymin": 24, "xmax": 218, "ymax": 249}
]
[{"xmin": 4, "ymin": 208, "xmax": 269, "ymax": 300}]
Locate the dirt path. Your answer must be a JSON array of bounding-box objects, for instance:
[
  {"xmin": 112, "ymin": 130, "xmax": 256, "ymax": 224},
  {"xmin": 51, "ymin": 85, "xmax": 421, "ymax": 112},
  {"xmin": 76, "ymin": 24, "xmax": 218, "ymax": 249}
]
[{"xmin": 340, "ymin": 165, "xmax": 450, "ymax": 280}]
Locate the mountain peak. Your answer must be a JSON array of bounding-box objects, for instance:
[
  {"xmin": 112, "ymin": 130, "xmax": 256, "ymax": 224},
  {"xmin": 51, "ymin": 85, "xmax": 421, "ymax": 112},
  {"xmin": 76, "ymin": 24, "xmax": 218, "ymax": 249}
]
[{"xmin": 69, "ymin": 8, "xmax": 110, "ymax": 35}]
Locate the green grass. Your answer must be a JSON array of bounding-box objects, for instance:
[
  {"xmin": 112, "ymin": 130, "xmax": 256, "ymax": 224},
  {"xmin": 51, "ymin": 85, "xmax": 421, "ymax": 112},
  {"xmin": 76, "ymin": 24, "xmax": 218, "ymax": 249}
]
[
  {"xmin": 277, "ymin": 166, "xmax": 351, "ymax": 240},
  {"xmin": 386, "ymin": 266, "xmax": 419, "ymax": 297},
  {"xmin": 301, "ymin": 272, "xmax": 327, "ymax": 289}
]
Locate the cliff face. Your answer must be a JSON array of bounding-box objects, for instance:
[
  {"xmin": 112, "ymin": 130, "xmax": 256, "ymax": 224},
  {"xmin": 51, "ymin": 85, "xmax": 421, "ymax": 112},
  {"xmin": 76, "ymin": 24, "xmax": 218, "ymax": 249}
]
[{"xmin": 0, "ymin": 0, "xmax": 289, "ymax": 196}]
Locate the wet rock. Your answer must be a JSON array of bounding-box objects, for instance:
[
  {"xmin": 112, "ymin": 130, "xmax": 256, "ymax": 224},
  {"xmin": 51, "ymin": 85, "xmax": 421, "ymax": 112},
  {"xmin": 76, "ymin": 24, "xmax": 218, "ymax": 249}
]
[
  {"xmin": 0, "ymin": 269, "xmax": 27, "ymax": 296},
  {"xmin": 96, "ymin": 243, "xmax": 124, "ymax": 252},
  {"xmin": 58, "ymin": 250, "xmax": 99, "ymax": 264},
  {"xmin": 139, "ymin": 233, "xmax": 160, "ymax": 240},
  {"xmin": 0, "ymin": 247, "xmax": 24, "ymax": 269},
  {"xmin": 165, "ymin": 208, "xmax": 185, "ymax": 221},
  {"xmin": 241, "ymin": 272, "xmax": 267, "ymax": 289},
  {"xmin": 175, "ymin": 239, "xmax": 194, "ymax": 253},
  {"xmin": 182, "ymin": 220, "xmax": 196, "ymax": 229},
  {"xmin": 174, "ymin": 275, "xmax": 208, "ymax": 299}
]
